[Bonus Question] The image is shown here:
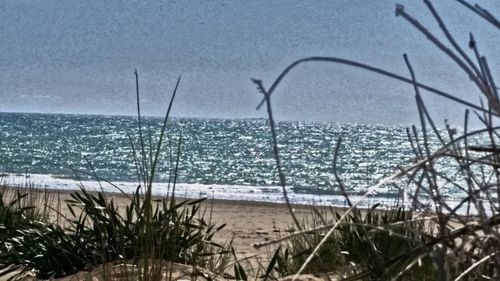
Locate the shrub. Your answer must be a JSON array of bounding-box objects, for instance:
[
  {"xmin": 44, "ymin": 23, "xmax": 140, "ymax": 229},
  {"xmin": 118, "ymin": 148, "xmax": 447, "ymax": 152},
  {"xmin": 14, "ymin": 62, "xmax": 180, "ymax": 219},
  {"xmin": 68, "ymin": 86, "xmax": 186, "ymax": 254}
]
[
  {"xmin": 273, "ymin": 205, "xmax": 435, "ymax": 280},
  {"xmin": 0, "ymin": 73, "xmax": 227, "ymax": 280},
  {"xmin": 253, "ymin": 1, "xmax": 500, "ymax": 280}
]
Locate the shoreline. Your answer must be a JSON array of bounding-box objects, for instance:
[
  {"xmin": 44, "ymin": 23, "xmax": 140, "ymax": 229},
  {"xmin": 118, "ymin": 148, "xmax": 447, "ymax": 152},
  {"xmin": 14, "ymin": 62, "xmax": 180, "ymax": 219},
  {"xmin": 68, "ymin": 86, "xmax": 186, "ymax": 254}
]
[
  {"xmin": 1, "ymin": 173, "xmax": 405, "ymax": 211},
  {"xmin": 1, "ymin": 185, "xmax": 327, "ymax": 262},
  {"xmin": 1, "ymin": 183, "xmax": 469, "ymax": 280},
  {"xmin": 1, "ymin": 183, "xmax": 338, "ymax": 209}
]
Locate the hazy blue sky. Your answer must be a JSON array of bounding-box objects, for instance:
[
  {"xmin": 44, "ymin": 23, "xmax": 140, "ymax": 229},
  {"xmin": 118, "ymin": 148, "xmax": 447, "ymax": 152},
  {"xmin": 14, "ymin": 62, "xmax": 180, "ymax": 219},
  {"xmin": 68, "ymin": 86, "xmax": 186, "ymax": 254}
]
[{"xmin": 0, "ymin": 1, "xmax": 498, "ymax": 125}]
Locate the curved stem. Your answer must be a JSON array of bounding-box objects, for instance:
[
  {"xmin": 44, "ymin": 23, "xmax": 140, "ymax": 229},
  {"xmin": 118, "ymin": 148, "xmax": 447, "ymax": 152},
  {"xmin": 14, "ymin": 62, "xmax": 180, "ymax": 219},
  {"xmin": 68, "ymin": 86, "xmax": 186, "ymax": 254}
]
[{"xmin": 255, "ymin": 56, "xmax": 490, "ymax": 114}]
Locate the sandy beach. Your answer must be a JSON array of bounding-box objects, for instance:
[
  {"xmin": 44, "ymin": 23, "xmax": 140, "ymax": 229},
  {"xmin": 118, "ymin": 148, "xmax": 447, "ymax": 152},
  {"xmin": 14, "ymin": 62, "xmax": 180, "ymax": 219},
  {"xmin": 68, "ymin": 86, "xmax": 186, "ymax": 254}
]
[
  {"xmin": 197, "ymin": 199, "xmax": 316, "ymax": 260},
  {"xmin": 2, "ymin": 186, "xmax": 322, "ymax": 265},
  {"xmin": 0, "ymin": 185, "xmax": 479, "ymax": 281}
]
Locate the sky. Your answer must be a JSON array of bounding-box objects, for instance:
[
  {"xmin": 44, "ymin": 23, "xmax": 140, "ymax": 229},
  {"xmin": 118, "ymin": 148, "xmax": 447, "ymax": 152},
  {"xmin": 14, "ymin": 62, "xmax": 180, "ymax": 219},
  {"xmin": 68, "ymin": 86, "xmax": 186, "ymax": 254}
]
[{"xmin": 0, "ymin": 0, "xmax": 498, "ymax": 125}]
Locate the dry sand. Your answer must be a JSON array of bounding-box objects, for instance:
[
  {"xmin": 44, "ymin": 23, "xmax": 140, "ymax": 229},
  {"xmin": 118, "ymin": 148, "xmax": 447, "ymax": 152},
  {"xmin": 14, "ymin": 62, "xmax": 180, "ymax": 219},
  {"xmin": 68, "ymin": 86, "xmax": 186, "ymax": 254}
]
[
  {"xmin": 3, "ymin": 186, "xmax": 459, "ymax": 281},
  {"xmin": 3, "ymin": 187, "xmax": 323, "ymax": 263},
  {"xmin": 197, "ymin": 199, "xmax": 316, "ymax": 260}
]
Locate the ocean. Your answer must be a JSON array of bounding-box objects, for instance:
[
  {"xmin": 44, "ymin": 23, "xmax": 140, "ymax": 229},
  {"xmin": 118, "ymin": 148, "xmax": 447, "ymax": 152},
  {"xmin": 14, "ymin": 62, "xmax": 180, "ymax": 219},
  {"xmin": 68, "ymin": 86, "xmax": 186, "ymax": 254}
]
[{"xmin": 0, "ymin": 112, "xmax": 465, "ymax": 209}]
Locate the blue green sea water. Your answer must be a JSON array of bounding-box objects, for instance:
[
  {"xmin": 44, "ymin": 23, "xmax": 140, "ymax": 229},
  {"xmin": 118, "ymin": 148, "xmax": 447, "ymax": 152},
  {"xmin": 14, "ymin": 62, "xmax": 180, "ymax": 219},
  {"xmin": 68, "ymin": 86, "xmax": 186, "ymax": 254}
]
[{"xmin": 0, "ymin": 112, "xmax": 465, "ymax": 208}]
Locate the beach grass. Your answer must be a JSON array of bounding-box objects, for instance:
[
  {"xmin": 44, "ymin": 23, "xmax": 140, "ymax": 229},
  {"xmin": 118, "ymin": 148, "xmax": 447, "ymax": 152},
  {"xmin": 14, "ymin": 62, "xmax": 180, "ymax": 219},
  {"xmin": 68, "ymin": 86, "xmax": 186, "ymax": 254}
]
[
  {"xmin": 1, "ymin": 1, "xmax": 499, "ymax": 281},
  {"xmin": 268, "ymin": 205, "xmax": 434, "ymax": 279},
  {"xmin": 0, "ymin": 73, "xmax": 232, "ymax": 281},
  {"xmin": 249, "ymin": 1, "xmax": 500, "ymax": 280}
]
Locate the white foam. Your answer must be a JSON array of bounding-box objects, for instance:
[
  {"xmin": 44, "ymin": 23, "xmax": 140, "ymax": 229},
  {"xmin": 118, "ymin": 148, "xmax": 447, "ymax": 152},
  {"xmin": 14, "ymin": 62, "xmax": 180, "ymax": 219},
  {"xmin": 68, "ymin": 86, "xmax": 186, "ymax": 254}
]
[{"xmin": 0, "ymin": 172, "xmax": 483, "ymax": 214}]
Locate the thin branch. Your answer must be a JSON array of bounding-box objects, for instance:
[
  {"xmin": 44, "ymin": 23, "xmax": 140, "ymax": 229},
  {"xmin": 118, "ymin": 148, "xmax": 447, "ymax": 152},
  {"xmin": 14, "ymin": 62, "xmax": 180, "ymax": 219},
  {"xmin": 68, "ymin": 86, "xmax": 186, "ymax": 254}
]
[
  {"xmin": 332, "ymin": 136, "xmax": 352, "ymax": 207},
  {"xmin": 423, "ymin": 0, "xmax": 483, "ymax": 79},
  {"xmin": 396, "ymin": 5, "xmax": 499, "ymax": 113},
  {"xmin": 254, "ymin": 56, "xmax": 490, "ymax": 114},
  {"xmin": 251, "ymin": 78, "xmax": 302, "ymax": 231},
  {"xmin": 454, "ymin": 252, "xmax": 496, "ymax": 281},
  {"xmin": 134, "ymin": 69, "xmax": 149, "ymax": 186},
  {"xmin": 456, "ymin": 0, "xmax": 500, "ymax": 29}
]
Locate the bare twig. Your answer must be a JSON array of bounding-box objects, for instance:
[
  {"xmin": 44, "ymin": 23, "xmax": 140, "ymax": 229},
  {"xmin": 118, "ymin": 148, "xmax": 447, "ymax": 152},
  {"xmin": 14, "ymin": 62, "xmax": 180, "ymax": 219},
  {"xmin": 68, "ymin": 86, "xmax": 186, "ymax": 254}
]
[
  {"xmin": 254, "ymin": 56, "xmax": 489, "ymax": 114},
  {"xmin": 456, "ymin": 0, "xmax": 500, "ymax": 29},
  {"xmin": 332, "ymin": 136, "xmax": 352, "ymax": 207},
  {"xmin": 251, "ymin": 78, "xmax": 302, "ymax": 231}
]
